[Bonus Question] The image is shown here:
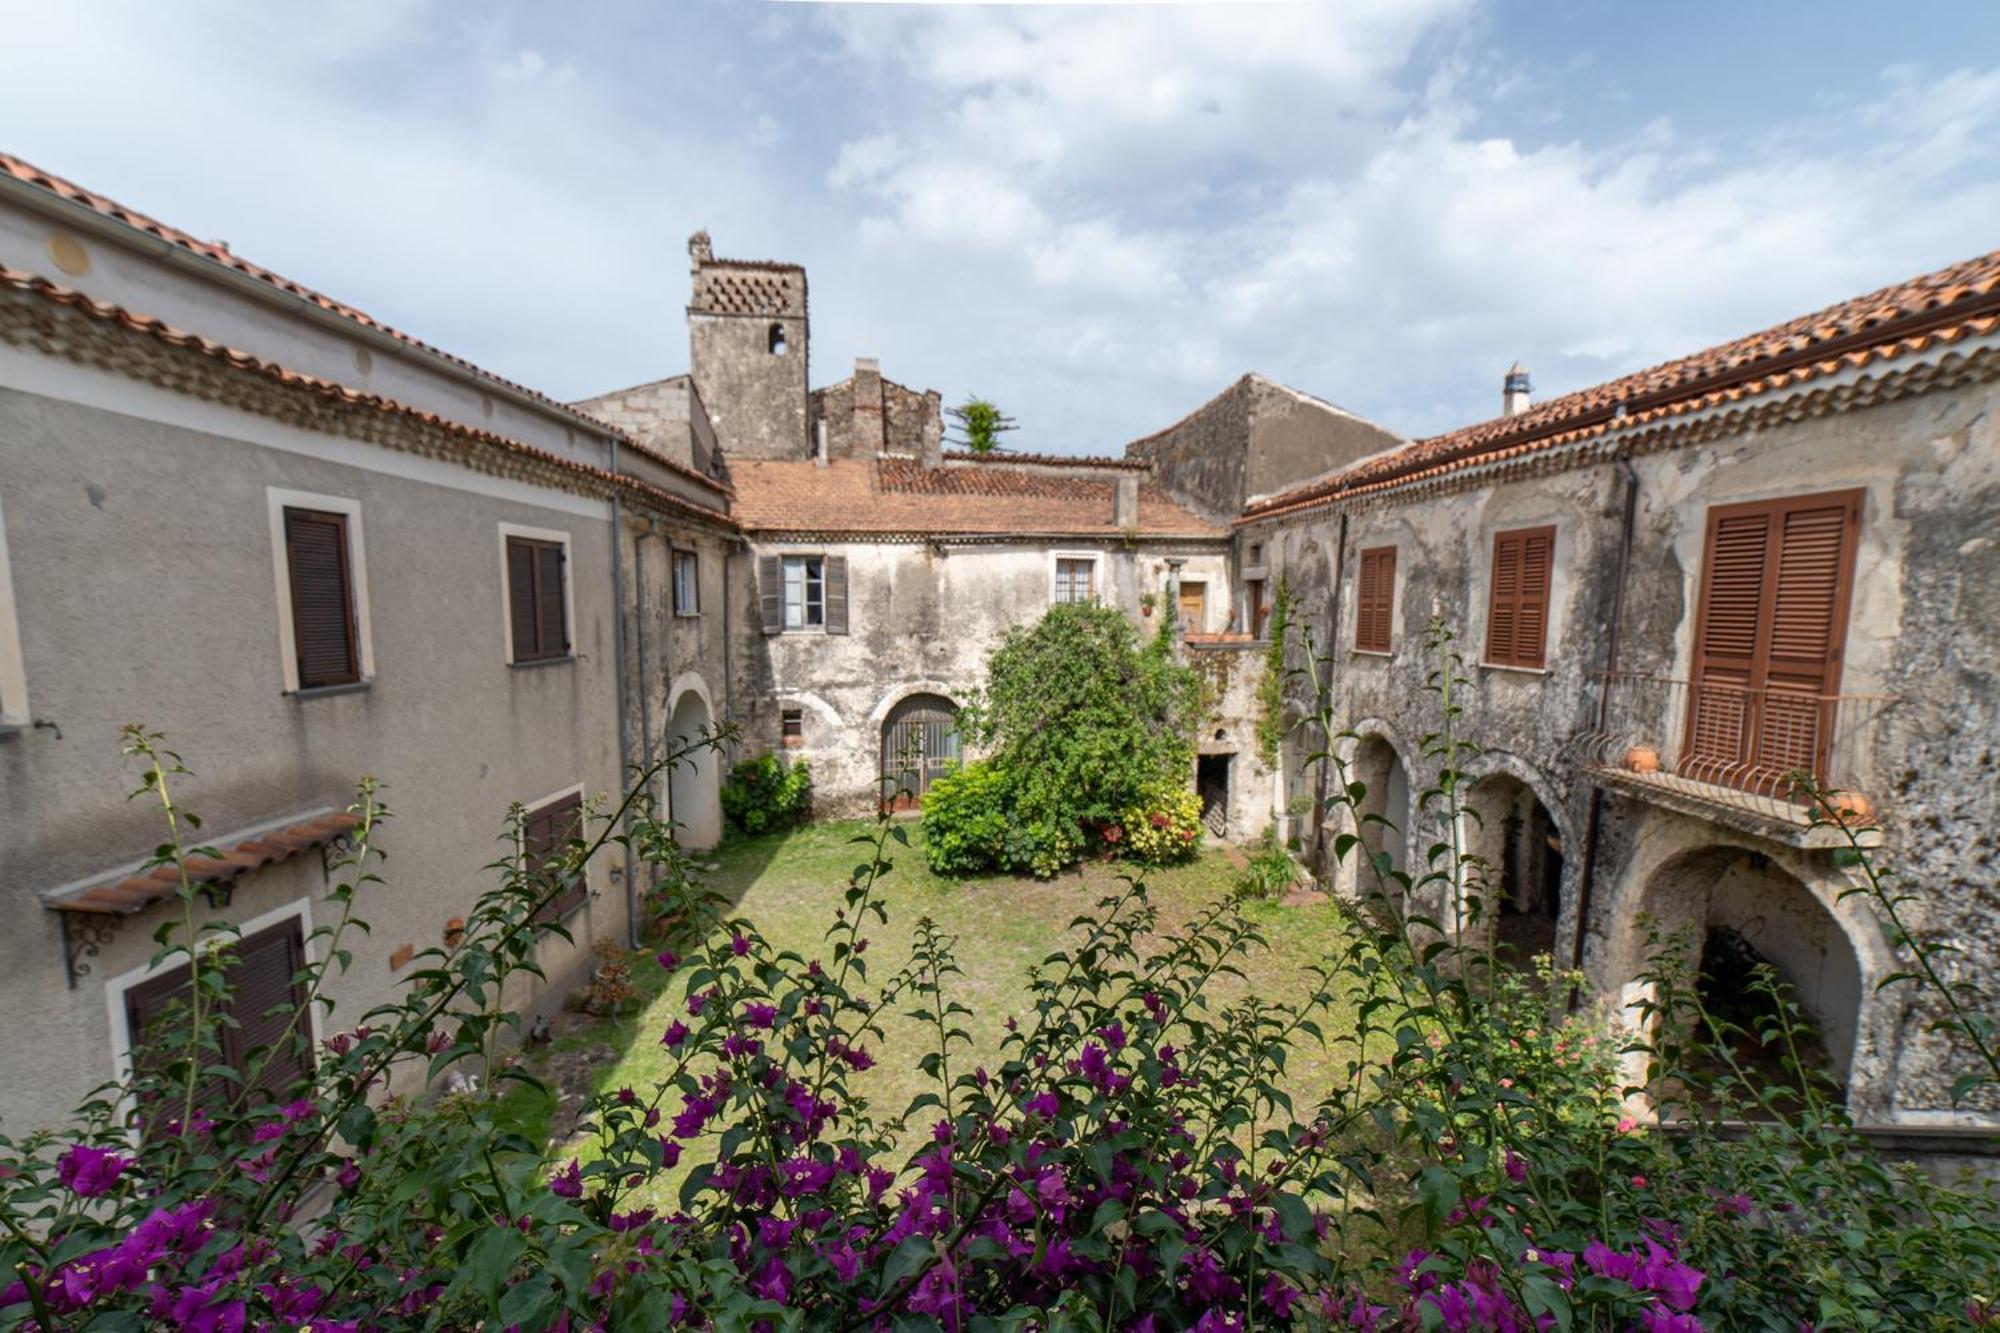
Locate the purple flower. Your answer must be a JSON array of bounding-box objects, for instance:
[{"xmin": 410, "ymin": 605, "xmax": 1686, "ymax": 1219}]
[
  {"xmin": 730, "ymin": 933, "xmax": 751, "ymax": 957},
  {"xmin": 656, "ymin": 949, "xmax": 679, "ymax": 970},
  {"xmin": 662, "ymin": 1020, "xmax": 690, "ymax": 1048},
  {"xmin": 1095, "ymin": 1022, "xmax": 1126, "ymax": 1051},
  {"xmin": 57, "ymin": 1144, "xmax": 131, "ymax": 1198},
  {"xmin": 1504, "ymin": 1150, "xmax": 1527, "ymax": 1183},
  {"xmin": 744, "ymin": 1003, "xmax": 778, "ymax": 1029},
  {"xmin": 549, "ymin": 1159, "xmax": 583, "ymax": 1198},
  {"xmin": 1024, "ymin": 1090, "xmax": 1060, "ymax": 1119},
  {"xmin": 1261, "ymin": 1273, "xmax": 1300, "ymax": 1318}
]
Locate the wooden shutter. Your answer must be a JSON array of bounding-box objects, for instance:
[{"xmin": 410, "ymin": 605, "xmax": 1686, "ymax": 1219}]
[
  {"xmin": 536, "ymin": 543, "xmax": 568, "ymax": 654},
  {"xmin": 285, "ymin": 508, "xmax": 359, "ymax": 688},
  {"xmin": 1485, "ymin": 527, "xmax": 1555, "ymax": 667},
  {"xmin": 1687, "ymin": 491, "xmax": 1861, "ymax": 785},
  {"xmin": 507, "ymin": 536, "xmax": 568, "ymax": 661},
  {"xmin": 507, "ymin": 538, "xmax": 538, "ymax": 660},
  {"xmin": 527, "ymin": 793, "xmax": 587, "ymax": 921},
  {"xmin": 1356, "ymin": 546, "xmax": 1396, "ymax": 653},
  {"xmin": 228, "ymin": 920, "xmax": 313, "ymax": 1105},
  {"xmin": 824, "ymin": 555, "xmax": 849, "ymax": 635},
  {"xmin": 758, "ymin": 555, "xmax": 782, "ymax": 635}
]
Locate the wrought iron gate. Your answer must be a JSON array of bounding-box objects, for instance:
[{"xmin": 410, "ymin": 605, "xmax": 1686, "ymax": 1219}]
[{"xmin": 882, "ymin": 694, "xmax": 961, "ymax": 810}]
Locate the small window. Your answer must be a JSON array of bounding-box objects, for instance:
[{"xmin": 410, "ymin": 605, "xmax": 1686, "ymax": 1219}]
[
  {"xmin": 781, "ymin": 708, "xmax": 804, "ymax": 746},
  {"xmin": 1247, "ymin": 578, "xmax": 1269, "ymax": 639},
  {"xmin": 782, "ymin": 555, "xmax": 825, "ymax": 629},
  {"xmin": 284, "ymin": 507, "xmax": 362, "ymax": 688},
  {"xmin": 673, "ymin": 550, "xmax": 700, "ymax": 616},
  {"xmin": 1355, "ymin": 546, "xmax": 1397, "ymax": 653},
  {"xmin": 506, "ymin": 534, "xmax": 570, "ymax": 663},
  {"xmin": 1485, "ymin": 526, "xmax": 1556, "ymax": 668},
  {"xmin": 523, "ymin": 791, "xmax": 587, "ymax": 921},
  {"xmin": 769, "ymin": 323, "xmax": 788, "ymax": 356},
  {"xmin": 1054, "ymin": 557, "xmax": 1097, "ymax": 605},
  {"xmin": 1247, "ymin": 542, "xmax": 1264, "ymax": 567}
]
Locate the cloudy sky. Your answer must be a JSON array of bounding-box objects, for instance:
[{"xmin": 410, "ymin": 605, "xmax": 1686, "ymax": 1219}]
[{"xmin": 5, "ymin": 1, "xmax": 1998, "ymax": 452}]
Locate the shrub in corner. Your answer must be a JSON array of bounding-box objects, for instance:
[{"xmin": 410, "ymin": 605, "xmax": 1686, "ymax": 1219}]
[
  {"xmin": 1116, "ymin": 779, "xmax": 1204, "ymax": 866},
  {"xmin": 719, "ymin": 752, "xmax": 811, "ymax": 835},
  {"xmin": 919, "ymin": 758, "xmax": 1011, "ymax": 875}
]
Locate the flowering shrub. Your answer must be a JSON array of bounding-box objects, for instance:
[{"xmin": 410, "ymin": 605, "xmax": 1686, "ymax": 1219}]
[
  {"xmin": 917, "ymin": 758, "xmax": 1012, "ymax": 874},
  {"xmin": 3, "ymin": 624, "xmax": 1998, "ymax": 1330},
  {"xmin": 720, "ymin": 751, "xmax": 812, "ymax": 835},
  {"xmin": 1115, "ymin": 779, "xmax": 1204, "ymax": 866}
]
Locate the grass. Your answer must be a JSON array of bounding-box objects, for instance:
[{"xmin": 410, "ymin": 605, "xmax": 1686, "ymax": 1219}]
[{"xmin": 500, "ymin": 819, "xmax": 1365, "ymax": 1178}]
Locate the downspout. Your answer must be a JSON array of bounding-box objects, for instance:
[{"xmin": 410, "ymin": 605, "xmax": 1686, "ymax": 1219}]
[
  {"xmin": 635, "ymin": 526, "xmax": 658, "ymax": 833},
  {"xmin": 609, "ymin": 439, "xmax": 641, "ymax": 949},
  {"xmin": 1571, "ymin": 456, "xmax": 1640, "ymax": 978},
  {"xmin": 1312, "ymin": 511, "xmax": 1349, "ymax": 872}
]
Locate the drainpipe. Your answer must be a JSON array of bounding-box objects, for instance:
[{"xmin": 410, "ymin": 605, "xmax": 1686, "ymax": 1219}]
[
  {"xmin": 608, "ymin": 439, "xmax": 641, "ymax": 949},
  {"xmin": 635, "ymin": 527, "xmax": 658, "ymax": 829},
  {"xmin": 1312, "ymin": 512, "xmax": 1349, "ymax": 872},
  {"xmin": 1571, "ymin": 457, "xmax": 1640, "ymax": 979}
]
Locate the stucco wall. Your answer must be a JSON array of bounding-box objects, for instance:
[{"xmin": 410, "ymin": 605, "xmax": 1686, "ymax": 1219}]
[
  {"xmin": 1243, "ymin": 374, "xmax": 2000, "ymax": 1123},
  {"xmin": 0, "ymin": 373, "xmax": 637, "ymax": 1133}
]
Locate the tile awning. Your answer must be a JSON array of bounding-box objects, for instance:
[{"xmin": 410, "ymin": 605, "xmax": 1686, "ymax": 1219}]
[{"xmin": 40, "ymin": 808, "xmax": 362, "ymax": 916}]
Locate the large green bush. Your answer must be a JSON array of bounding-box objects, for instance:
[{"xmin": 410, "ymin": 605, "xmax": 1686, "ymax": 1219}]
[
  {"xmin": 916, "ymin": 759, "xmax": 1012, "ymax": 874},
  {"xmin": 719, "ymin": 752, "xmax": 811, "ymax": 835}
]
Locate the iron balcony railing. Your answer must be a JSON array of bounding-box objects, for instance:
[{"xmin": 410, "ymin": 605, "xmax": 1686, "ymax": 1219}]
[{"xmin": 1574, "ymin": 672, "xmax": 1897, "ymax": 826}]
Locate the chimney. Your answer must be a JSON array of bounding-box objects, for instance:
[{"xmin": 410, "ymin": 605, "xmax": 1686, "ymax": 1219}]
[
  {"xmin": 1502, "ymin": 361, "xmax": 1532, "ymax": 418},
  {"xmin": 1114, "ymin": 474, "xmax": 1139, "ymax": 529},
  {"xmin": 852, "ymin": 357, "xmax": 886, "ymax": 457},
  {"xmin": 919, "ymin": 389, "xmax": 944, "ymax": 467}
]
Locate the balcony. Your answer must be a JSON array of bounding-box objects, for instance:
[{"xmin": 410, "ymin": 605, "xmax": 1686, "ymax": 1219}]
[{"xmin": 1572, "ymin": 672, "xmax": 1897, "ymax": 847}]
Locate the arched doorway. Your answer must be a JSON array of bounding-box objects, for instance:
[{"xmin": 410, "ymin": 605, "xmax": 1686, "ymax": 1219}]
[
  {"xmin": 1622, "ymin": 847, "xmax": 1863, "ymax": 1096},
  {"xmin": 1463, "ymin": 774, "xmax": 1564, "ymax": 964},
  {"xmin": 1345, "ymin": 735, "xmax": 1410, "ymax": 904},
  {"xmin": 881, "ymin": 694, "xmax": 960, "ymax": 811},
  {"xmin": 667, "ymin": 688, "xmax": 722, "ymax": 850}
]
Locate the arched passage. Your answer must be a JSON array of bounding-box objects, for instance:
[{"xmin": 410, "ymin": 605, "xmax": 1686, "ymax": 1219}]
[
  {"xmin": 1462, "ymin": 773, "xmax": 1564, "ymax": 963},
  {"xmin": 667, "ymin": 687, "xmax": 722, "ymax": 850},
  {"xmin": 1343, "ymin": 734, "xmax": 1410, "ymax": 903},
  {"xmin": 881, "ymin": 693, "xmax": 960, "ymax": 810},
  {"xmin": 1623, "ymin": 846, "xmax": 1864, "ymax": 1092}
]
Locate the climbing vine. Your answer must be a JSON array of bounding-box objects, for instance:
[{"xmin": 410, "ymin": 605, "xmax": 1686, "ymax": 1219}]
[{"xmin": 1254, "ymin": 575, "xmax": 1295, "ymax": 765}]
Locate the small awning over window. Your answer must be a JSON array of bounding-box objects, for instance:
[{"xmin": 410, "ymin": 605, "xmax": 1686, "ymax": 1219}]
[{"xmin": 40, "ymin": 809, "xmax": 363, "ymax": 916}]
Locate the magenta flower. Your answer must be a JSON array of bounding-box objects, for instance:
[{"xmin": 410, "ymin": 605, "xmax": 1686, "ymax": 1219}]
[
  {"xmin": 57, "ymin": 1144, "xmax": 132, "ymax": 1198},
  {"xmin": 549, "ymin": 1159, "xmax": 583, "ymax": 1198},
  {"xmin": 744, "ymin": 1002, "xmax": 778, "ymax": 1029},
  {"xmin": 730, "ymin": 933, "xmax": 750, "ymax": 957},
  {"xmin": 656, "ymin": 949, "xmax": 679, "ymax": 970},
  {"xmin": 662, "ymin": 1020, "xmax": 690, "ymax": 1048}
]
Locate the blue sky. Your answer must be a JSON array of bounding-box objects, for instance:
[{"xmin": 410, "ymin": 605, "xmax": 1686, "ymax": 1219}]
[{"xmin": 5, "ymin": 1, "xmax": 1998, "ymax": 456}]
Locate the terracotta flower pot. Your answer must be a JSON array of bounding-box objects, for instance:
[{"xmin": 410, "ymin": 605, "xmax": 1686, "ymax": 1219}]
[
  {"xmin": 1831, "ymin": 791, "xmax": 1874, "ymax": 824},
  {"xmin": 1624, "ymin": 745, "xmax": 1662, "ymax": 774}
]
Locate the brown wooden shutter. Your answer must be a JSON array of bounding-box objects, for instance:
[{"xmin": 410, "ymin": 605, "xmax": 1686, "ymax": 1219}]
[
  {"xmin": 1687, "ymin": 490, "xmax": 1861, "ymax": 785},
  {"xmin": 507, "ymin": 537, "xmax": 538, "ymax": 660},
  {"xmin": 824, "ymin": 555, "xmax": 849, "ymax": 635},
  {"xmin": 285, "ymin": 508, "xmax": 359, "ymax": 688},
  {"xmin": 506, "ymin": 536, "xmax": 568, "ymax": 661},
  {"xmin": 228, "ymin": 920, "xmax": 313, "ymax": 1105},
  {"xmin": 527, "ymin": 793, "xmax": 587, "ymax": 921},
  {"xmin": 1355, "ymin": 546, "xmax": 1395, "ymax": 653},
  {"xmin": 537, "ymin": 542, "xmax": 568, "ymax": 655},
  {"xmin": 1484, "ymin": 527, "xmax": 1555, "ymax": 667},
  {"xmin": 758, "ymin": 555, "xmax": 782, "ymax": 635}
]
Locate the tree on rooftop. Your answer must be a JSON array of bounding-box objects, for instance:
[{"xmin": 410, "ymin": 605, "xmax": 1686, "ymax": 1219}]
[{"xmin": 948, "ymin": 396, "xmax": 1017, "ymax": 453}]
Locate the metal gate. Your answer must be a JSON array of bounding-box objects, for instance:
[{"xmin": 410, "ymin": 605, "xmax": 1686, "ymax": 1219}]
[{"xmin": 882, "ymin": 694, "xmax": 961, "ymax": 810}]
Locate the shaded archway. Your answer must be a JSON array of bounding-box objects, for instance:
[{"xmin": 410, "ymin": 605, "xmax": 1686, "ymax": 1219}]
[
  {"xmin": 667, "ymin": 687, "xmax": 722, "ymax": 850},
  {"xmin": 1343, "ymin": 733, "xmax": 1410, "ymax": 904},
  {"xmin": 1620, "ymin": 846, "xmax": 1864, "ymax": 1097},
  {"xmin": 1462, "ymin": 773, "xmax": 1564, "ymax": 964},
  {"xmin": 881, "ymin": 693, "xmax": 960, "ymax": 811}
]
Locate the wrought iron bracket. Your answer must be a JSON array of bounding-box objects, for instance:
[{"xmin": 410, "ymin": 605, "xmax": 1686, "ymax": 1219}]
[
  {"xmin": 60, "ymin": 910, "xmax": 123, "ymax": 990},
  {"xmin": 320, "ymin": 832, "xmax": 359, "ymax": 882}
]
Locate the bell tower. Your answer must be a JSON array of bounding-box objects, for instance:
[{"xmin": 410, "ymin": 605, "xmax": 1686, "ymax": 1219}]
[{"xmin": 687, "ymin": 230, "xmax": 811, "ymax": 460}]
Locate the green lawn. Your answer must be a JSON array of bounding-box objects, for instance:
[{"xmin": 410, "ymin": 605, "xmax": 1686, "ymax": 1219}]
[{"xmin": 502, "ymin": 820, "xmax": 1364, "ymax": 1171}]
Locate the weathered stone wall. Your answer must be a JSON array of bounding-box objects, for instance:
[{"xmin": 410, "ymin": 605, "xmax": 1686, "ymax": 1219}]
[
  {"xmin": 1242, "ymin": 372, "xmax": 2000, "ymax": 1124},
  {"xmin": 572, "ymin": 374, "xmax": 714, "ymax": 476},
  {"xmin": 688, "ymin": 258, "xmax": 809, "ymax": 461},
  {"xmin": 810, "ymin": 371, "xmax": 944, "ymax": 462},
  {"xmin": 1124, "ymin": 378, "xmax": 1251, "ymax": 523},
  {"xmin": 728, "ymin": 540, "xmax": 1230, "ymax": 816}
]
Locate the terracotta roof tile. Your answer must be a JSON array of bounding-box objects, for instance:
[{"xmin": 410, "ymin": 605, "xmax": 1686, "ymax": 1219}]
[
  {"xmin": 941, "ymin": 449, "xmax": 1149, "ymax": 470},
  {"xmin": 0, "ymin": 264, "xmax": 737, "ymax": 532},
  {"xmin": 0, "ymin": 150, "xmax": 724, "ymax": 493},
  {"xmin": 1243, "ymin": 248, "xmax": 2000, "ymax": 522},
  {"xmin": 43, "ymin": 810, "xmax": 363, "ymax": 916},
  {"xmin": 731, "ymin": 458, "xmax": 1221, "ymax": 538}
]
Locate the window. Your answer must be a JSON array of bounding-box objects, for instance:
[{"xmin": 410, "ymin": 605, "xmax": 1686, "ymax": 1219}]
[
  {"xmin": 285, "ymin": 508, "xmax": 361, "ymax": 688},
  {"xmin": 759, "ymin": 554, "xmax": 848, "ymax": 634},
  {"xmin": 268, "ymin": 489, "xmax": 372, "ymax": 693},
  {"xmin": 1177, "ymin": 579, "xmax": 1207, "ymax": 633},
  {"xmin": 1246, "ymin": 578, "xmax": 1268, "ymax": 639},
  {"xmin": 0, "ymin": 494, "xmax": 27, "ymax": 727},
  {"xmin": 1054, "ymin": 557, "xmax": 1098, "ymax": 604},
  {"xmin": 769, "ymin": 323, "xmax": 788, "ymax": 356},
  {"xmin": 522, "ymin": 791, "xmax": 587, "ymax": 921},
  {"xmin": 122, "ymin": 915, "xmax": 312, "ymax": 1122},
  {"xmin": 1246, "ymin": 542, "xmax": 1264, "ymax": 567},
  {"xmin": 1355, "ymin": 546, "xmax": 1397, "ymax": 653},
  {"xmin": 504, "ymin": 532, "xmax": 570, "ymax": 663},
  {"xmin": 1686, "ymin": 490, "xmax": 1862, "ymax": 787},
  {"xmin": 781, "ymin": 707, "xmax": 804, "ymax": 746},
  {"xmin": 673, "ymin": 550, "xmax": 700, "ymax": 616},
  {"xmin": 1484, "ymin": 526, "xmax": 1556, "ymax": 668}
]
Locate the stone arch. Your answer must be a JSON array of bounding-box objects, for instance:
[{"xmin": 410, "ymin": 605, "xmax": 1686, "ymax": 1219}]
[
  {"xmin": 880, "ymin": 692, "xmax": 962, "ymax": 810},
  {"xmin": 1612, "ymin": 842, "xmax": 1880, "ymax": 1104},
  {"xmin": 1335, "ymin": 720, "xmax": 1414, "ymax": 904},
  {"xmin": 666, "ymin": 674, "xmax": 722, "ymax": 850},
  {"xmin": 868, "ymin": 680, "xmax": 967, "ymax": 729},
  {"xmin": 1458, "ymin": 757, "xmax": 1569, "ymax": 963}
]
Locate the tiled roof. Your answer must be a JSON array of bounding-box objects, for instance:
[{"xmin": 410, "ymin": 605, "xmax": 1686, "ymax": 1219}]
[
  {"xmin": 43, "ymin": 810, "xmax": 363, "ymax": 916},
  {"xmin": 730, "ymin": 458, "xmax": 1223, "ymax": 538},
  {"xmin": 1242, "ymin": 249, "xmax": 2000, "ymax": 522},
  {"xmin": 941, "ymin": 449, "xmax": 1149, "ymax": 470},
  {"xmin": 0, "ymin": 264, "xmax": 737, "ymax": 531},
  {"xmin": 0, "ymin": 150, "xmax": 722, "ymax": 493}
]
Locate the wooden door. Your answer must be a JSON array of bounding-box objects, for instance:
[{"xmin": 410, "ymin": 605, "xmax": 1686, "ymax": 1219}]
[
  {"xmin": 1685, "ymin": 491, "xmax": 1862, "ymax": 793},
  {"xmin": 1178, "ymin": 580, "xmax": 1206, "ymax": 633}
]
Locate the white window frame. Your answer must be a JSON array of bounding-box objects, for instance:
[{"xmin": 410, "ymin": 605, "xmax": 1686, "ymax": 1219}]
[
  {"xmin": 672, "ymin": 548, "xmax": 701, "ymax": 617},
  {"xmin": 1050, "ymin": 550, "xmax": 1102, "ymax": 606},
  {"xmin": 267, "ymin": 488, "xmax": 375, "ymax": 693},
  {"xmin": 0, "ymin": 494, "xmax": 28, "ymax": 727},
  {"xmin": 781, "ymin": 553, "xmax": 825, "ymax": 632},
  {"xmin": 496, "ymin": 522, "xmax": 576, "ymax": 664},
  {"xmin": 103, "ymin": 896, "xmax": 318, "ymax": 1136}
]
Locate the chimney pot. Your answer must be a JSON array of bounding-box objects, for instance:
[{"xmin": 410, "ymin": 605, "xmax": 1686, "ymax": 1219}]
[
  {"xmin": 1114, "ymin": 474, "xmax": 1139, "ymax": 528},
  {"xmin": 1502, "ymin": 361, "xmax": 1532, "ymax": 419}
]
